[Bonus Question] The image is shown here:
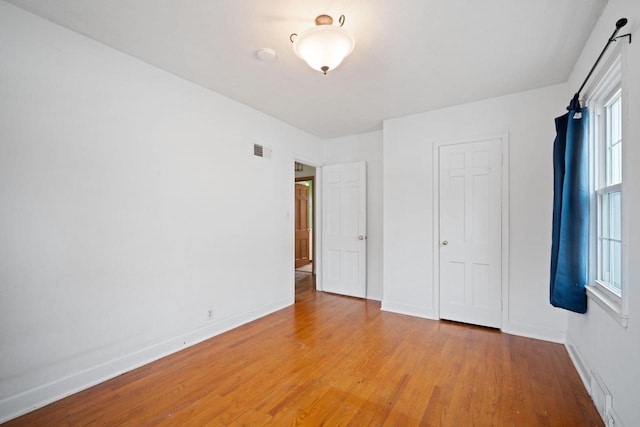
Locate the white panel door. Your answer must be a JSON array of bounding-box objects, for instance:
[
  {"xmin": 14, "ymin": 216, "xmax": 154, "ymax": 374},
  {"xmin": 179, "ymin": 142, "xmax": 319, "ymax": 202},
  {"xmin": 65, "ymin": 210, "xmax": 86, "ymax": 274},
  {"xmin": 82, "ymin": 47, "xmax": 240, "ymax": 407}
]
[
  {"xmin": 322, "ymin": 161, "xmax": 367, "ymax": 298},
  {"xmin": 439, "ymin": 138, "xmax": 502, "ymax": 328}
]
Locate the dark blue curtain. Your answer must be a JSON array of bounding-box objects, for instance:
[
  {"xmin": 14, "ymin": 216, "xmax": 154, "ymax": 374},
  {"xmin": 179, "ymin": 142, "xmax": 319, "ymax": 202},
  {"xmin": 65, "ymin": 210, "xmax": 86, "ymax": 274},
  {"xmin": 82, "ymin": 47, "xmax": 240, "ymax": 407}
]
[{"xmin": 550, "ymin": 98, "xmax": 589, "ymax": 313}]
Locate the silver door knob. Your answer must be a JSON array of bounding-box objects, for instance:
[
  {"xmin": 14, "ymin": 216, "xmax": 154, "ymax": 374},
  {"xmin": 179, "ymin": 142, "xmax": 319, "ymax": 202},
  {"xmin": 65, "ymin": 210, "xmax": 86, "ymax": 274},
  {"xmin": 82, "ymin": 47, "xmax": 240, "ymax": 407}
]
[
  {"xmin": 358, "ymin": 235, "xmax": 365, "ymax": 240},
  {"xmin": 442, "ymin": 240, "xmax": 448, "ymax": 246}
]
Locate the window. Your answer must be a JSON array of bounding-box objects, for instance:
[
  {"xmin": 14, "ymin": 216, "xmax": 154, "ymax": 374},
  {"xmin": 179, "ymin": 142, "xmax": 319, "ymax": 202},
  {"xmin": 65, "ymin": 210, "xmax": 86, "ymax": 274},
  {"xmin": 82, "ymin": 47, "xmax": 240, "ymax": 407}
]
[
  {"xmin": 596, "ymin": 89, "xmax": 622, "ymax": 295},
  {"xmin": 585, "ymin": 50, "xmax": 628, "ymax": 327}
]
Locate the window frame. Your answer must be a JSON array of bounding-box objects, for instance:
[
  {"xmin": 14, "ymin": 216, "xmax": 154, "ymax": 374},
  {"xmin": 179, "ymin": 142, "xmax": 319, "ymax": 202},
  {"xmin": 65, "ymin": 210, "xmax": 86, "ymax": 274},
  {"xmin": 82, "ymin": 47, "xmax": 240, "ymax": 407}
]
[
  {"xmin": 584, "ymin": 46, "xmax": 629, "ymax": 327},
  {"xmin": 594, "ymin": 89, "xmax": 622, "ymax": 296}
]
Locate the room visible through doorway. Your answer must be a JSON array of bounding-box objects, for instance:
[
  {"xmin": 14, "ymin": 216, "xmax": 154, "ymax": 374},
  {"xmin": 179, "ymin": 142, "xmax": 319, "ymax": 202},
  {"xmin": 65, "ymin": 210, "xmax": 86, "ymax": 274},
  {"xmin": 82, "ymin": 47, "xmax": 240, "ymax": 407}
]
[{"xmin": 294, "ymin": 163, "xmax": 315, "ymax": 277}]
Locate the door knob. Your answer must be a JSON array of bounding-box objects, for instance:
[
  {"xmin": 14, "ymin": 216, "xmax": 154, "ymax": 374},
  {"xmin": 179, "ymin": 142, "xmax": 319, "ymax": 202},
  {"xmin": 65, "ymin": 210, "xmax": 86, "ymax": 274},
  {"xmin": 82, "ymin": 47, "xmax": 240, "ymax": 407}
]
[
  {"xmin": 442, "ymin": 240, "xmax": 448, "ymax": 246},
  {"xmin": 358, "ymin": 235, "xmax": 365, "ymax": 240}
]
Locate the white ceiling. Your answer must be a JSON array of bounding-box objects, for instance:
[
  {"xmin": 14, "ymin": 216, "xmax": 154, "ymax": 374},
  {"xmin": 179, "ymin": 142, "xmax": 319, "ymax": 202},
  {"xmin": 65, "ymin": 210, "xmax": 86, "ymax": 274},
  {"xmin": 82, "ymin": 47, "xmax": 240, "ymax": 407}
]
[{"xmin": 7, "ymin": 0, "xmax": 606, "ymax": 139}]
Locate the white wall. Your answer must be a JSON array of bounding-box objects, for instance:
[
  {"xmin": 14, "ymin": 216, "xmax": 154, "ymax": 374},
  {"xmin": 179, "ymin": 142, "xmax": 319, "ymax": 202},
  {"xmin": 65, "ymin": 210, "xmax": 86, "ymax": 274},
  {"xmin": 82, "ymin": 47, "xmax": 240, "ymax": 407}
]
[
  {"xmin": 4, "ymin": 0, "xmax": 637, "ymax": 423},
  {"xmin": 323, "ymin": 131, "xmax": 383, "ymax": 301},
  {"xmin": 565, "ymin": 1, "xmax": 640, "ymax": 426},
  {"xmin": 382, "ymin": 84, "xmax": 570, "ymax": 341},
  {"xmin": 0, "ymin": 2, "xmax": 322, "ymax": 421}
]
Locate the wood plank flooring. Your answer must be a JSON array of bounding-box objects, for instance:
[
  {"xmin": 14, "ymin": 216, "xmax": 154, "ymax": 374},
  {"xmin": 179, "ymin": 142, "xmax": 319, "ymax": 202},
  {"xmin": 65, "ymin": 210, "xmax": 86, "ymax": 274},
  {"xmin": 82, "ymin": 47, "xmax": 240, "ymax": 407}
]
[{"xmin": 5, "ymin": 272, "xmax": 602, "ymax": 426}]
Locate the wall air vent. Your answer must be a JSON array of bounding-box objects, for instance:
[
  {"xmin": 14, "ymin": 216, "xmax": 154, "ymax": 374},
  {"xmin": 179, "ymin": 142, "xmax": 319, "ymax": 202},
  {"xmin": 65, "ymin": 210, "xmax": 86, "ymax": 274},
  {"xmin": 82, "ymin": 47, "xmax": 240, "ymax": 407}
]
[
  {"xmin": 590, "ymin": 373, "xmax": 613, "ymax": 425},
  {"xmin": 253, "ymin": 143, "xmax": 272, "ymax": 159}
]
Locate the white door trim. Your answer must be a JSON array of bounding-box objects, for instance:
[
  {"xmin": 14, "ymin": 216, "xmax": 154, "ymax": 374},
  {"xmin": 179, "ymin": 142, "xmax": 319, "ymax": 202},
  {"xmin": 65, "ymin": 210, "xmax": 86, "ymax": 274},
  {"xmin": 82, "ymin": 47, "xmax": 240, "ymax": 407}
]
[
  {"xmin": 292, "ymin": 157, "xmax": 324, "ymax": 296},
  {"xmin": 432, "ymin": 133, "xmax": 510, "ymax": 329}
]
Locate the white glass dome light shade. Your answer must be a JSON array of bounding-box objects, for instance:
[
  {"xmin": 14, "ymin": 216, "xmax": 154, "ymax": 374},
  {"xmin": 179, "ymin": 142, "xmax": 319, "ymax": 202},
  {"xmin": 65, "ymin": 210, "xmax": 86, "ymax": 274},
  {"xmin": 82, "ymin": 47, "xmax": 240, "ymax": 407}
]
[{"xmin": 292, "ymin": 25, "xmax": 355, "ymax": 74}]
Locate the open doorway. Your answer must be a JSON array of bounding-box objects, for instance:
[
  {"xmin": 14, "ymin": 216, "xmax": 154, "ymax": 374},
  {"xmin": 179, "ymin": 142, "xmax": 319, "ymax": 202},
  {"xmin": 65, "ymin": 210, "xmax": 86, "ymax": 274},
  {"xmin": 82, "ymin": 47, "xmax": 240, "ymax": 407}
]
[{"xmin": 294, "ymin": 162, "xmax": 315, "ymax": 277}]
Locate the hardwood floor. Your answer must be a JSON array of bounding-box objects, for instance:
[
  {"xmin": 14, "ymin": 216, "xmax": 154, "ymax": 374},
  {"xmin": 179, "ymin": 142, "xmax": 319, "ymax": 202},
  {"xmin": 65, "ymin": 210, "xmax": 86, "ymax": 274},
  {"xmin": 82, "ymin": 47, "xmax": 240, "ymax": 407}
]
[{"xmin": 5, "ymin": 273, "xmax": 602, "ymax": 426}]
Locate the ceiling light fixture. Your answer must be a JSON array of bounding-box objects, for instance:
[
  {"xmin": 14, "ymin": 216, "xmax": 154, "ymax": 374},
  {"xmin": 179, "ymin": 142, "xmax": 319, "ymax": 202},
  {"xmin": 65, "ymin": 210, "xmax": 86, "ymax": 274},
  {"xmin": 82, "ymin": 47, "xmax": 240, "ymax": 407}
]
[{"xmin": 290, "ymin": 14, "xmax": 355, "ymax": 75}]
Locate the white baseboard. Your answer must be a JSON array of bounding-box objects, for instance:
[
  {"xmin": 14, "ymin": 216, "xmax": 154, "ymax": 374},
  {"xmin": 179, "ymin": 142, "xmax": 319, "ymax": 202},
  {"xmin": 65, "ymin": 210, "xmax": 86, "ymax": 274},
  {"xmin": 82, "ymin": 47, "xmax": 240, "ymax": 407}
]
[
  {"xmin": 608, "ymin": 407, "xmax": 624, "ymax": 427},
  {"xmin": 564, "ymin": 335, "xmax": 623, "ymax": 427},
  {"xmin": 564, "ymin": 334, "xmax": 592, "ymax": 395},
  {"xmin": 380, "ymin": 303, "xmax": 568, "ymax": 345},
  {"xmin": 380, "ymin": 300, "xmax": 435, "ymax": 319},
  {"xmin": 502, "ymin": 320, "xmax": 566, "ymax": 343},
  {"xmin": 0, "ymin": 298, "xmax": 292, "ymax": 424}
]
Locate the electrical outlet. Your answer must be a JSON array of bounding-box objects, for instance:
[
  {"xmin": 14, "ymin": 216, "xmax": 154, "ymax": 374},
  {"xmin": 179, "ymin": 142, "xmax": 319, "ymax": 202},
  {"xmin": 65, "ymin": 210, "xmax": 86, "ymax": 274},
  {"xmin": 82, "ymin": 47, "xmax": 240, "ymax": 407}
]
[{"xmin": 207, "ymin": 306, "xmax": 214, "ymax": 320}]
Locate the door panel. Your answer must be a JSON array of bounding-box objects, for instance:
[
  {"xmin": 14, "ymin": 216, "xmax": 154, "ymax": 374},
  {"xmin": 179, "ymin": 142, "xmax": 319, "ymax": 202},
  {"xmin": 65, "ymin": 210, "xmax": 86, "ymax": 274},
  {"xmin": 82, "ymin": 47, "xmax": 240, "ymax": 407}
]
[
  {"xmin": 294, "ymin": 183, "xmax": 310, "ymax": 268},
  {"xmin": 439, "ymin": 138, "xmax": 502, "ymax": 328},
  {"xmin": 322, "ymin": 162, "xmax": 367, "ymax": 298}
]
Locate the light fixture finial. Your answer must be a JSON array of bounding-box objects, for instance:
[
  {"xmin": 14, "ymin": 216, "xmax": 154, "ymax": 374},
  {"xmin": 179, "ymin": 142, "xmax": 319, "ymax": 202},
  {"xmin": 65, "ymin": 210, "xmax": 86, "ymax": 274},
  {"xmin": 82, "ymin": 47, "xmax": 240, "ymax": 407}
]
[{"xmin": 315, "ymin": 15, "xmax": 333, "ymax": 26}]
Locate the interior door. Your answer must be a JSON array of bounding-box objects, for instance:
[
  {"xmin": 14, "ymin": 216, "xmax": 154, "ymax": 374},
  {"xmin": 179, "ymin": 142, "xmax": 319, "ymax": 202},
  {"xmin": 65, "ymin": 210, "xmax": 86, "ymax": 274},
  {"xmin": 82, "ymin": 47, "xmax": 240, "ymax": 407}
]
[
  {"xmin": 322, "ymin": 161, "xmax": 367, "ymax": 298},
  {"xmin": 295, "ymin": 183, "xmax": 311, "ymax": 268},
  {"xmin": 439, "ymin": 138, "xmax": 502, "ymax": 328}
]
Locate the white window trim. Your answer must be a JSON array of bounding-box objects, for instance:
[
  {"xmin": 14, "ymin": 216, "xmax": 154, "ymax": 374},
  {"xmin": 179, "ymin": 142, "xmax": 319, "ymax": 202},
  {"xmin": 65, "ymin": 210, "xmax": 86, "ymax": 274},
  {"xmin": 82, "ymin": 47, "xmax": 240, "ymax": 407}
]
[
  {"xmin": 586, "ymin": 285, "xmax": 627, "ymax": 327},
  {"xmin": 583, "ymin": 44, "xmax": 629, "ymax": 328}
]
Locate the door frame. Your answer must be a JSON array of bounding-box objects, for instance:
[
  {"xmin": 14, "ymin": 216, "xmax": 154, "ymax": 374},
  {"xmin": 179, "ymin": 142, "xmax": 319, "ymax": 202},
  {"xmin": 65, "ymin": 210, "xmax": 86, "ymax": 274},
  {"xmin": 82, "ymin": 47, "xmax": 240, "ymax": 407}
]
[
  {"xmin": 295, "ymin": 176, "xmax": 315, "ymax": 274},
  {"xmin": 292, "ymin": 158, "xmax": 324, "ymax": 295},
  {"xmin": 432, "ymin": 133, "xmax": 510, "ymax": 329}
]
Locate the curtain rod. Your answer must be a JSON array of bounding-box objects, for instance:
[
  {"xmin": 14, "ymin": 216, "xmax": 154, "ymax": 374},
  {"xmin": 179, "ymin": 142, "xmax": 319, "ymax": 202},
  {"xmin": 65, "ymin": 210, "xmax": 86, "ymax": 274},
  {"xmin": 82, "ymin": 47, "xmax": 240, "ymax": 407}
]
[{"xmin": 568, "ymin": 18, "xmax": 632, "ymax": 110}]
